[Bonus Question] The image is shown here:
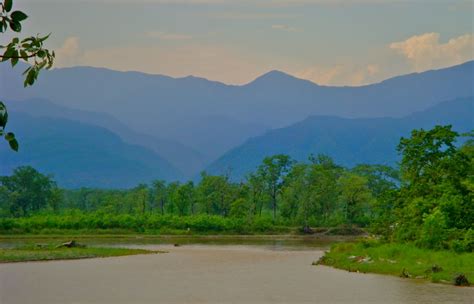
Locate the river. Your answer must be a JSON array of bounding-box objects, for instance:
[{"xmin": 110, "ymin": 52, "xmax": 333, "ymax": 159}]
[{"xmin": 0, "ymin": 237, "xmax": 472, "ymax": 303}]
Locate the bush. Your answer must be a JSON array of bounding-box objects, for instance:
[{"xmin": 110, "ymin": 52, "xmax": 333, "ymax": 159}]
[
  {"xmin": 251, "ymin": 216, "xmax": 274, "ymax": 232},
  {"xmin": 451, "ymin": 229, "xmax": 474, "ymax": 253},
  {"xmin": 417, "ymin": 209, "xmax": 450, "ymax": 250}
]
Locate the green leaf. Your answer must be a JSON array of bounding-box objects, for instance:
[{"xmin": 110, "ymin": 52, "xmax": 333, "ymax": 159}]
[
  {"xmin": 4, "ymin": 132, "xmax": 14, "ymax": 141},
  {"xmin": 24, "ymin": 68, "xmax": 37, "ymax": 87},
  {"xmin": 4, "ymin": 0, "xmax": 13, "ymax": 12},
  {"xmin": 0, "ymin": 20, "xmax": 6, "ymax": 33},
  {"xmin": 0, "ymin": 102, "xmax": 7, "ymax": 129},
  {"xmin": 37, "ymin": 49, "xmax": 46, "ymax": 58},
  {"xmin": 9, "ymin": 20, "xmax": 21, "ymax": 32},
  {"xmin": 2, "ymin": 47, "xmax": 15, "ymax": 61},
  {"xmin": 39, "ymin": 33, "xmax": 51, "ymax": 42},
  {"xmin": 0, "ymin": 111, "xmax": 8, "ymax": 128},
  {"xmin": 10, "ymin": 11, "xmax": 28, "ymax": 22},
  {"xmin": 7, "ymin": 137, "xmax": 19, "ymax": 152},
  {"xmin": 22, "ymin": 66, "xmax": 31, "ymax": 75},
  {"xmin": 10, "ymin": 55, "xmax": 18, "ymax": 67},
  {"xmin": 20, "ymin": 50, "xmax": 28, "ymax": 60},
  {"xmin": 21, "ymin": 36, "xmax": 34, "ymax": 43}
]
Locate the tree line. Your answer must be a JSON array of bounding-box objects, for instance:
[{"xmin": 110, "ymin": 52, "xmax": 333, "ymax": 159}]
[{"xmin": 0, "ymin": 125, "xmax": 472, "ymax": 252}]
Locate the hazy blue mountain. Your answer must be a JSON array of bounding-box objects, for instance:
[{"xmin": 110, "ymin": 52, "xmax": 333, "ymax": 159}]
[
  {"xmin": 0, "ymin": 112, "xmax": 182, "ymax": 188},
  {"xmin": 6, "ymin": 99, "xmax": 208, "ymax": 177},
  {"xmin": 1, "ymin": 61, "xmax": 472, "ymax": 159},
  {"xmin": 205, "ymin": 97, "xmax": 474, "ymax": 180}
]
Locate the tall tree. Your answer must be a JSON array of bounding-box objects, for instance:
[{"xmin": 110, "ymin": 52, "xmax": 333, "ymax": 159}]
[
  {"xmin": 257, "ymin": 155, "xmax": 293, "ymax": 220},
  {"xmin": 172, "ymin": 182, "xmax": 195, "ymax": 216},
  {"xmin": 197, "ymin": 173, "xmax": 234, "ymax": 216},
  {"xmin": 338, "ymin": 174, "xmax": 372, "ymax": 226},
  {"xmin": 153, "ymin": 180, "xmax": 168, "ymax": 215},
  {"xmin": 397, "ymin": 125, "xmax": 459, "ymax": 197},
  {"xmin": 246, "ymin": 173, "xmax": 267, "ymax": 216},
  {"xmin": 0, "ymin": 166, "xmax": 56, "ymax": 216},
  {"xmin": 394, "ymin": 126, "xmax": 474, "ymax": 242}
]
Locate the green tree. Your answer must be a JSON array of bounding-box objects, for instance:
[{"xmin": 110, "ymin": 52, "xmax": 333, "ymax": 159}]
[
  {"xmin": 308, "ymin": 155, "xmax": 342, "ymax": 223},
  {"xmin": 0, "ymin": 166, "xmax": 57, "ymax": 216},
  {"xmin": 338, "ymin": 173, "xmax": 373, "ymax": 226},
  {"xmin": 153, "ymin": 180, "xmax": 168, "ymax": 215},
  {"xmin": 352, "ymin": 164, "xmax": 399, "ymax": 196},
  {"xmin": 417, "ymin": 208, "xmax": 450, "ymax": 250},
  {"xmin": 257, "ymin": 154, "xmax": 292, "ymax": 220},
  {"xmin": 229, "ymin": 198, "xmax": 251, "ymax": 218},
  {"xmin": 395, "ymin": 126, "xmax": 473, "ymax": 242},
  {"xmin": 281, "ymin": 163, "xmax": 307, "ymax": 221},
  {"xmin": 281, "ymin": 155, "xmax": 342, "ymax": 229},
  {"xmin": 1, "ymin": 0, "xmax": 54, "ymax": 150},
  {"xmin": 352, "ymin": 164, "xmax": 400, "ymax": 236},
  {"xmin": 397, "ymin": 125, "xmax": 459, "ymax": 197},
  {"xmin": 197, "ymin": 173, "xmax": 235, "ymax": 216},
  {"xmin": 132, "ymin": 184, "xmax": 149, "ymax": 215},
  {"xmin": 48, "ymin": 187, "xmax": 63, "ymax": 213},
  {"xmin": 246, "ymin": 173, "xmax": 267, "ymax": 216},
  {"xmin": 172, "ymin": 182, "xmax": 195, "ymax": 216}
]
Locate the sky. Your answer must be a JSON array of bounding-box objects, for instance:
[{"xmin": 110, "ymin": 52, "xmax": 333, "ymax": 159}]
[{"xmin": 12, "ymin": 0, "xmax": 474, "ymax": 86}]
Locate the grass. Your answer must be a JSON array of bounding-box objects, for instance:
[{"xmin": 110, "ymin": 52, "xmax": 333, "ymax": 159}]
[
  {"xmin": 316, "ymin": 241, "xmax": 474, "ymax": 286},
  {"xmin": 0, "ymin": 243, "xmax": 161, "ymax": 263}
]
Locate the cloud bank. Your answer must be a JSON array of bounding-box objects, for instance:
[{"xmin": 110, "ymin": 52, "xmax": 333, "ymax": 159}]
[{"xmin": 390, "ymin": 32, "xmax": 474, "ymax": 71}]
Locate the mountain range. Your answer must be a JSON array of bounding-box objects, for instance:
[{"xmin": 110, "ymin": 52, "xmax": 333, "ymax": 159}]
[
  {"xmin": 0, "ymin": 61, "xmax": 472, "ymax": 187},
  {"xmin": 1, "ymin": 61, "xmax": 472, "ymax": 161},
  {"xmin": 205, "ymin": 97, "xmax": 474, "ymax": 180},
  {"xmin": 0, "ymin": 111, "xmax": 181, "ymax": 188},
  {"xmin": 6, "ymin": 99, "xmax": 206, "ymax": 177}
]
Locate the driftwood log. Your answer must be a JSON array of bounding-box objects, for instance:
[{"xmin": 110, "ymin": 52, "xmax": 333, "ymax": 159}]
[{"xmin": 56, "ymin": 240, "xmax": 85, "ymax": 248}]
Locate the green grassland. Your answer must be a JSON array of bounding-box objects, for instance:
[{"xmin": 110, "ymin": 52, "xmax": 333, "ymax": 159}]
[
  {"xmin": 0, "ymin": 243, "xmax": 160, "ymax": 263},
  {"xmin": 316, "ymin": 241, "xmax": 473, "ymax": 286}
]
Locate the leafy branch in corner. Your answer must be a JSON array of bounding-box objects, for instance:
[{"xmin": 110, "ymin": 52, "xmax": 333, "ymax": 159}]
[{"xmin": 0, "ymin": 0, "xmax": 55, "ymax": 151}]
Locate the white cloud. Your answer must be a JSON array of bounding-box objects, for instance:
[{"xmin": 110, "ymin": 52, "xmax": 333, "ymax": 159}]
[
  {"xmin": 146, "ymin": 31, "xmax": 193, "ymax": 40},
  {"xmin": 390, "ymin": 32, "xmax": 474, "ymax": 71},
  {"xmin": 55, "ymin": 37, "xmax": 81, "ymax": 67}
]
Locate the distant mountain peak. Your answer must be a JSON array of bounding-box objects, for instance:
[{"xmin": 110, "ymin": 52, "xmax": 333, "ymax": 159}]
[{"xmin": 248, "ymin": 70, "xmax": 313, "ymax": 86}]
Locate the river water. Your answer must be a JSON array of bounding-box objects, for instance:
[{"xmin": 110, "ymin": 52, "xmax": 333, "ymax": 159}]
[{"xmin": 0, "ymin": 237, "xmax": 472, "ymax": 303}]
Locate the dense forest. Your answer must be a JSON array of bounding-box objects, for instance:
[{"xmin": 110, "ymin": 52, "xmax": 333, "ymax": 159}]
[{"xmin": 0, "ymin": 125, "xmax": 472, "ymax": 252}]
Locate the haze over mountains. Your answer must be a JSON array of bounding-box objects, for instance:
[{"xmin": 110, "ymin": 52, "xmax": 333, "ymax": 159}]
[
  {"xmin": 6, "ymin": 99, "xmax": 206, "ymax": 177},
  {"xmin": 206, "ymin": 97, "xmax": 474, "ymax": 180},
  {"xmin": 0, "ymin": 61, "xmax": 472, "ymax": 187},
  {"xmin": 0, "ymin": 111, "xmax": 180, "ymax": 188}
]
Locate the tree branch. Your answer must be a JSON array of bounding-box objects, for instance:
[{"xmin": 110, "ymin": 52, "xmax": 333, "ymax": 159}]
[{"xmin": 0, "ymin": 52, "xmax": 38, "ymax": 59}]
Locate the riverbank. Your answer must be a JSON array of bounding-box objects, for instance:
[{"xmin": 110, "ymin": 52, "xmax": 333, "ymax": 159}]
[
  {"xmin": 0, "ymin": 243, "xmax": 160, "ymax": 263},
  {"xmin": 316, "ymin": 241, "xmax": 473, "ymax": 286},
  {"xmin": 0, "ymin": 214, "xmax": 366, "ymax": 236}
]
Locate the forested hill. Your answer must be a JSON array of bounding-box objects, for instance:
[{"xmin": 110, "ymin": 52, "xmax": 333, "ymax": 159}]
[
  {"xmin": 6, "ymin": 99, "xmax": 208, "ymax": 178},
  {"xmin": 0, "ymin": 112, "xmax": 182, "ymax": 188},
  {"xmin": 206, "ymin": 97, "xmax": 474, "ymax": 180}
]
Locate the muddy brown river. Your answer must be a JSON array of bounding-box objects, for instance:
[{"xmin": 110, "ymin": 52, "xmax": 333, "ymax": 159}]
[{"xmin": 0, "ymin": 240, "xmax": 473, "ymax": 303}]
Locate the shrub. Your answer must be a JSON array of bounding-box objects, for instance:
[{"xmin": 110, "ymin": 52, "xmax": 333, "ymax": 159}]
[
  {"xmin": 451, "ymin": 229, "xmax": 474, "ymax": 253},
  {"xmin": 417, "ymin": 209, "xmax": 450, "ymax": 250}
]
